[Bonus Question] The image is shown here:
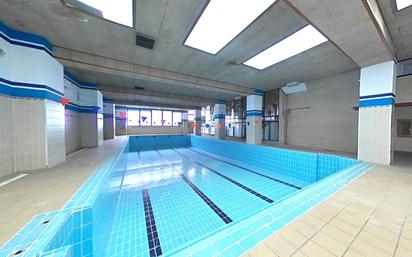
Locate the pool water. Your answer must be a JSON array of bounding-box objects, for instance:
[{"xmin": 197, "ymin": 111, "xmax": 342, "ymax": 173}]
[{"xmin": 0, "ymin": 135, "xmax": 370, "ymax": 257}]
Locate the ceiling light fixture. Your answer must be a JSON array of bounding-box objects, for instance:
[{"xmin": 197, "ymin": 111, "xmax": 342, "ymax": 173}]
[
  {"xmin": 184, "ymin": 0, "xmax": 278, "ymax": 54},
  {"xmin": 243, "ymin": 25, "xmax": 328, "ymax": 70},
  {"xmin": 396, "ymin": 0, "xmax": 412, "ymax": 10}
]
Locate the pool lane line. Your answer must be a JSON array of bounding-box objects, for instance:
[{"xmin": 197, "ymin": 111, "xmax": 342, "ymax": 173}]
[
  {"xmin": 187, "ymin": 148, "xmax": 302, "ymax": 190},
  {"xmin": 142, "ymin": 188, "xmax": 163, "ymax": 257},
  {"xmin": 172, "ymin": 149, "xmax": 274, "ymax": 204},
  {"xmin": 181, "ymin": 174, "xmax": 233, "ymax": 224},
  {"xmin": 155, "ymin": 150, "xmax": 233, "ymax": 224}
]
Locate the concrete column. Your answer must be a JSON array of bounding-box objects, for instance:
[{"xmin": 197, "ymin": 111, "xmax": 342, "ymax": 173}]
[
  {"xmin": 103, "ymin": 101, "xmax": 115, "ymax": 140},
  {"xmin": 214, "ymin": 101, "xmax": 226, "ymax": 139},
  {"xmin": 182, "ymin": 111, "xmax": 189, "ymax": 132},
  {"xmin": 246, "ymin": 90, "xmax": 263, "ymax": 145},
  {"xmin": 193, "ymin": 107, "xmax": 202, "ymax": 136},
  {"xmin": 358, "ymin": 61, "xmax": 396, "ymax": 165}
]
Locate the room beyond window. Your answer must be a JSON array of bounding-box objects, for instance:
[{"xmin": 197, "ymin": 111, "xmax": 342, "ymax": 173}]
[{"xmin": 65, "ymin": 0, "xmax": 134, "ymax": 27}]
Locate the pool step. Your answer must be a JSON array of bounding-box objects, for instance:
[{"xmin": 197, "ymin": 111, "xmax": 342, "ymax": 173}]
[{"xmin": 40, "ymin": 245, "xmax": 73, "ymax": 257}]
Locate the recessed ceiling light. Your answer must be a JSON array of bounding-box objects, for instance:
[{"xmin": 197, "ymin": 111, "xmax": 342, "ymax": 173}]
[
  {"xmin": 184, "ymin": 0, "xmax": 278, "ymax": 54},
  {"xmin": 396, "ymin": 0, "xmax": 412, "ymax": 10},
  {"xmin": 243, "ymin": 25, "xmax": 328, "ymax": 70}
]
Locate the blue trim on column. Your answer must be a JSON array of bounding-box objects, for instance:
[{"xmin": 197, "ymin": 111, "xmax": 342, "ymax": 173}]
[
  {"xmin": 360, "ymin": 93, "xmax": 395, "ymax": 100},
  {"xmin": 214, "ymin": 114, "xmax": 225, "ymax": 119},
  {"xmin": 359, "ymin": 93, "xmax": 396, "ymax": 107},
  {"xmin": 254, "ymin": 89, "xmax": 263, "ymax": 96},
  {"xmin": 64, "ymin": 71, "xmax": 98, "ymax": 90},
  {"xmin": 359, "ymin": 97, "xmax": 395, "ymax": 107},
  {"xmin": 103, "ymin": 114, "xmax": 114, "ymax": 118},
  {"xmin": 218, "ymin": 100, "xmax": 226, "ymax": 104},
  {"xmin": 0, "ymin": 21, "xmax": 53, "ymax": 56},
  {"xmin": 246, "ymin": 110, "xmax": 263, "ymax": 117},
  {"xmin": 66, "ymin": 103, "xmax": 101, "ymax": 113},
  {"xmin": 103, "ymin": 98, "xmax": 113, "ymax": 103},
  {"xmin": 195, "ymin": 106, "xmax": 202, "ymax": 110},
  {"xmin": 0, "ymin": 77, "xmax": 63, "ymax": 102}
]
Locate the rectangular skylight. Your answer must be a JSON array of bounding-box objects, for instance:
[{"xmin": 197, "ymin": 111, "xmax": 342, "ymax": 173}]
[
  {"xmin": 184, "ymin": 0, "xmax": 277, "ymax": 54},
  {"xmin": 396, "ymin": 0, "xmax": 412, "ymax": 10},
  {"xmin": 76, "ymin": 0, "xmax": 133, "ymax": 27},
  {"xmin": 243, "ymin": 25, "xmax": 328, "ymax": 70}
]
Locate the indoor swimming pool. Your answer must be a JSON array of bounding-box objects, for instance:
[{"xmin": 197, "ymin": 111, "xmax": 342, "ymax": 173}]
[{"xmin": 0, "ymin": 135, "xmax": 371, "ymax": 257}]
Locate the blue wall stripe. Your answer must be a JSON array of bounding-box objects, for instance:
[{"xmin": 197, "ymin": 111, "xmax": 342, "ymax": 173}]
[
  {"xmin": 214, "ymin": 114, "xmax": 225, "ymax": 119},
  {"xmin": 0, "ymin": 21, "xmax": 53, "ymax": 55},
  {"xmin": 66, "ymin": 103, "xmax": 101, "ymax": 113},
  {"xmin": 0, "ymin": 77, "xmax": 63, "ymax": 96},
  {"xmin": 254, "ymin": 89, "xmax": 263, "ymax": 96},
  {"xmin": 359, "ymin": 97, "xmax": 395, "ymax": 107},
  {"xmin": 360, "ymin": 93, "xmax": 395, "ymax": 100}
]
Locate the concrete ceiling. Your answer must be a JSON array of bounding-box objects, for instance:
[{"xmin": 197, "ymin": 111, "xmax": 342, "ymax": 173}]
[
  {"xmin": 376, "ymin": 0, "xmax": 412, "ymax": 60},
  {"xmin": 0, "ymin": 0, "xmax": 377, "ymax": 107}
]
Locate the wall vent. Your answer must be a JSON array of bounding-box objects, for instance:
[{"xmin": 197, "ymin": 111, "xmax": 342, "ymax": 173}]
[
  {"xmin": 281, "ymin": 81, "xmax": 308, "ymax": 95},
  {"xmin": 136, "ymin": 34, "xmax": 155, "ymax": 49}
]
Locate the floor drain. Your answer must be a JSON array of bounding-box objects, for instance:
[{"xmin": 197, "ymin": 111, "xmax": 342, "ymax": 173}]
[
  {"xmin": 41, "ymin": 220, "xmax": 50, "ymax": 224},
  {"xmin": 13, "ymin": 249, "xmax": 24, "ymax": 255}
]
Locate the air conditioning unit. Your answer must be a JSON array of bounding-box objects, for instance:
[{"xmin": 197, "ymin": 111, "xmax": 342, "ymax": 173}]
[{"xmin": 281, "ymin": 81, "xmax": 308, "ymax": 95}]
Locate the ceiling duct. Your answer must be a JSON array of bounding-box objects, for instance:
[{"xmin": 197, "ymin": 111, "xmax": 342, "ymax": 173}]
[
  {"xmin": 136, "ymin": 34, "xmax": 156, "ymax": 50},
  {"xmin": 281, "ymin": 81, "xmax": 308, "ymax": 95}
]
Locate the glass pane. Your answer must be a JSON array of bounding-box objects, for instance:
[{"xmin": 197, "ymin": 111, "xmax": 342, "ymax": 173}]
[
  {"xmin": 140, "ymin": 110, "xmax": 151, "ymax": 126},
  {"xmin": 152, "ymin": 110, "xmax": 162, "ymax": 126},
  {"xmin": 127, "ymin": 110, "xmax": 139, "ymax": 126},
  {"xmin": 162, "ymin": 111, "xmax": 172, "ymax": 126},
  {"xmin": 173, "ymin": 112, "xmax": 182, "ymax": 126}
]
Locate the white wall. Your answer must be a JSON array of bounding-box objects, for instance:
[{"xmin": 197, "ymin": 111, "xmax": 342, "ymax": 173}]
[
  {"xmin": 285, "ymin": 70, "xmax": 359, "ymax": 153},
  {"xmin": 65, "ymin": 109, "xmax": 81, "ymax": 154},
  {"xmin": 394, "ymin": 75, "xmax": 412, "ymax": 152},
  {"xmin": 124, "ymin": 126, "xmax": 189, "ymax": 135},
  {"xmin": 0, "ymin": 95, "xmax": 14, "ymax": 177},
  {"xmin": 45, "ymin": 100, "xmax": 65, "ymax": 167}
]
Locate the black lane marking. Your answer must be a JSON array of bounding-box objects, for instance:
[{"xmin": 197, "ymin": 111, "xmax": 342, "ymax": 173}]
[
  {"xmin": 187, "ymin": 148, "xmax": 302, "ymax": 190},
  {"xmin": 142, "ymin": 189, "xmax": 163, "ymax": 257},
  {"xmin": 155, "ymin": 150, "xmax": 232, "ymax": 224},
  {"xmin": 172, "ymin": 149, "xmax": 274, "ymax": 204},
  {"xmin": 180, "ymin": 174, "xmax": 233, "ymax": 224}
]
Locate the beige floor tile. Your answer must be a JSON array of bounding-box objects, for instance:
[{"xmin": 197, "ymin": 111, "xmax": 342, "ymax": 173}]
[
  {"xmin": 264, "ymin": 234, "xmax": 297, "ymax": 257},
  {"xmin": 350, "ymin": 238, "xmax": 392, "ymax": 257},
  {"xmin": 321, "ymin": 223, "xmax": 354, "ymax": 245},
  {"xmin": 247, "ymin": 244, "xmax": 278, "ymax": 257},
  {"xmin": 299, "ymin": 214, "xmax": 326, "ymax": 230},
  {"xmin": 343, "ymin": 248, "xmax": 366, "ymax": 257},
  {"xmin": 329, "ymin": 217, "xmax": 362, "ymax": 236},
  {"xmin": 356, "ymin": 230, "xmax": 397, "ymax": 255},
  {"xmin": 363, "ymin": 221, "xmax": 399, "ymax": 242},
  {"xmin": 312, "ymin": 231, "xmax": 348, "ymax": 256},
  {"xmin": 300, "ymin": 241, "xmax": 335, "ymax": 257},
  {"xmin": 289, "ymin": 220, "xmax": 318, "ymax": 238},
  {"xmin": 291, "ymin": 251, "xmax": 308, "ymax": 257},
  {"xmin": 278, "ymin": 227, "xmax": 308, "ymax": 249},
  {"xmin": 397, "ymin": 236, "xmax": 412, "ymax": 252},
  {"xmin": 394, "ymin": 246, "xmax": 412, "ymax": 257}
]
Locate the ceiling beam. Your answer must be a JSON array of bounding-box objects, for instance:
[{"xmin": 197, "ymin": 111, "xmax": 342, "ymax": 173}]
[
  {"xmin": 99, "ymin": 84, "xmax": 215, "ymax": 106},
  {"xmin": 284, "ymin": 0, "xmax": 396, "ymax": 67},
  {"xmin": 54, "ymin": 46, "xmax": 255, "ymax": 96}
]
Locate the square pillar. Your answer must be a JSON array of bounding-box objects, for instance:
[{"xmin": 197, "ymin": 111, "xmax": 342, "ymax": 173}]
[
  {"xmin": 103, "ymin": 102, "xmax": 115, "ymax": 140},
  {"xmin": 358, "ymin": 61, "xmax": 396, "ymax": 165},
  {"xmin": 193, "ymin": 107, "xmax": 202, "ymax": 136},
  {"xmin": 246, "ymin": 90, "xmax": 263, "ymax": 145},
  {"xmin": 214, "ymin": 101, "xmax": 226, "ymax": 139}
]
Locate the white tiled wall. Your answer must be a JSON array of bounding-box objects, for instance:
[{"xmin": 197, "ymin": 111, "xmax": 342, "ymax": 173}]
[
  {"xmin": 45, "ymin": 100, "xmax": 65, "ymax": 167},
  {"xmin": 0, "ymin": 95, "xmax": 66, "ymax": 177},
  {"xmin": 65, "ymin": 109, "xmax": 82, "ymax": 154},
  {"xmin": 13, "ymin": 97, "xmax": 47, "ymax": 172},
  {"xmin": 358, "ymin": 106, "xmax": 393, "ymax": 164},
  {"xmin": 0, "ymin": 95, "xmax": 15, "ymax": 177}
]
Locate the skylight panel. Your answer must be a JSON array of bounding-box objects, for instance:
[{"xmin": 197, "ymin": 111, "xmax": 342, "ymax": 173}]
[
  {"xmin": 243, "ymin": 25, "xmax": 328, "ymax": 70},
  {"xmin": 184, "ymin": 0, "xmax": 277, "ymax": 54},
  {"xmin": 75, "ymin": 0, "xmax": 133, "ymax": 27},
  {"xmin": 396, "ymin": 0, "xmax": 412, "ymax": 10}
]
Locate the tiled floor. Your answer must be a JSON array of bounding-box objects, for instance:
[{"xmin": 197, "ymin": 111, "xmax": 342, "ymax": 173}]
[
  {"xmin": 1, "ymin": 136, "xmax": 411, "ymax": 257},
  {"xmin": 0, "ymin": 137, "xmax": 127, "ymax": 247},
  {"xmin": 245, "ymin": 153, "xmax": 412, "ymax": 257}
]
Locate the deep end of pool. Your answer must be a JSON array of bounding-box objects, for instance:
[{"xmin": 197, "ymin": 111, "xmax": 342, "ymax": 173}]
[{"xmin": 0, "ymin": 135, "xmax": 372, "ymax": 257}]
